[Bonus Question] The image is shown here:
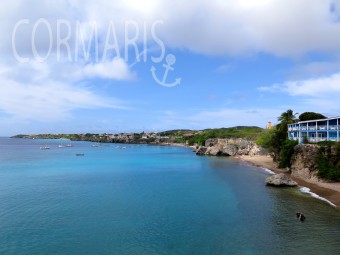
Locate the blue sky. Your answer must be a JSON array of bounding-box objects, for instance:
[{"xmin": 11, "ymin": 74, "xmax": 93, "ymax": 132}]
[{"xmin": 1, "ymin": 0, "xmax": 340, "ymax": 136}]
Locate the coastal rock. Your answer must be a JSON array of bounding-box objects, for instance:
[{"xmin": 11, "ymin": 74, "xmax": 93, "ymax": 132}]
[
  {"xmin": 205, "ymin": 138, "xmax": 218, "ymax": 147},
  {"xmin": 205, "ymin": 146, "xmax": 221, "ymax": 156},
  {"xmin": 290, "ymin": 144, "xmax": 320, "ymax": 181},
  {"xmin": 221, "ymin": 144, "xmax": 238, "ymax": 156},
  {"xmin": 196, "ymin": 146, "xmax": 207, "ymax": 155},
  {"xmin": 290, "ymin": 144, "xmax": 339, "ymax": 181},
  {"xmin": 265, "ymin": 173, "xmax": 297, "ymax": 187},
  {"xmin": 191, "ymin": 145, "xmax": 199, "ymax": 152},
  {"xmin": 249, "ymin": 144, "xmax": 268, "ymax": 156},
  {"xmin": 203, "ymin": 138, "xmax": 268, "ymax": 157}
]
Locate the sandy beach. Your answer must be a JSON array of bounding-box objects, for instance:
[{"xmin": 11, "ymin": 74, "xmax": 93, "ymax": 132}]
[{"xmin": 236, "ymin": 155, "xmax": 340, "ymax": 208}]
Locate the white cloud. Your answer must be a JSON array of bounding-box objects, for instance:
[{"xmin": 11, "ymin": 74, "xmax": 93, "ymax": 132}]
[
  {"xmin": 1, "ymin": 0, "xmax": 340, "ymax": 127},
  {"xmin": 0, "ymin": 62, "xmax": 128, "ymax": 122},
  {"xmin": 258, "ymin": 72, "xmax": 340, "ymax": 116},
  {"xmin": 259, "ymin": 72, "xmax": 340, "ymax": 97},
  {"xmin": 0, "ymin": 80, "xmax": 126, "ymax": 122},
  {"xmin": 286, "ymin": 60, "xmax": 340, "ymax": 80},
  {"xmin": 146, "ymin": 0, "xmax": 340, "ymax": 57},
  {"xmin": 2, "ymin": 0, "xmax": 340, "ymax": 59},
  {"xmin": 155, "ymin": 108, "xmax": 283, "ymax": 130},
  {"xmin": 80, "ymin": 58, "xmax": 135, "ymax": 80}
]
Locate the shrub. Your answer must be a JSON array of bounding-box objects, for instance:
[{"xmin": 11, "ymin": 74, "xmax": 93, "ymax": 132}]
[
  {"xmin": 256, "ymin": 129, "xmax": 276, "ymax": 149},
  {"xmin": 256, "ymin": 127, "xmax": 287, "ymax": 161},
  {"xmin": 317, "ymin": 143, "xmax": 340, "ymax": 181},
  {"xmin": 186, "ymin": 127, "xmax": 263, "ymax": 146},
  {"xmin": 278, "ymin": 139, "xmax": 298, "ymax": 168}
]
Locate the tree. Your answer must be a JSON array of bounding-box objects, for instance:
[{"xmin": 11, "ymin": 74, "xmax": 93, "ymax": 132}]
[
  {"xmin": 299, "ymin": 112, "xmax": 326, "ymax": 121},
  {"xmin": 278, "ymin": 109, "xmax": 298, "ymax": 125},
  {"xmin": 257, "ymin": 109, "xmax": 299, "ymax": 163},
  {"xmin": 278, "ymin": 139, "xmax": 298, "ymax": 168},
  {"xmin": 277, "ymin": 109, "xmax": 298, "ymax": 134}
]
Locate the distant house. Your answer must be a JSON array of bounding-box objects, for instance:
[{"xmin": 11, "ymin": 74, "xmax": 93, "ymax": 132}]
[
  {"xmin": 183, "ymin": 133, "xmax": 193, "ymax": 137},
  {"xmin": 288, "ymin": 116, "xmax": 340, "ymax": 143}
]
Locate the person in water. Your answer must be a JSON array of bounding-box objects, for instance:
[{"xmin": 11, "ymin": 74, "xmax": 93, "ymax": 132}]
[{"xmin": 296, "ymin": 212, "xmax": 306, "ymax": 222}]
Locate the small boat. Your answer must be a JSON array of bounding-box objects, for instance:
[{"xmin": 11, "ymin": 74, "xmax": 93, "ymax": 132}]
[
  {"xmin": 58, "ymin": 145, "xmax": 65, "ymax": 148},
  {"xmin": 76, "ymin": 153, "xmax": 84, "ymax": 156},
  {"xmin": 91, "ymin": 143, "xmax": 100, "ymax": 147},
  {"xmin": 66, "ymin": 144, "xmax": 73, "ymax": 147},
  {"xmin": 40, "ymin": 146, "xmax": 50, "ymax": 150}
]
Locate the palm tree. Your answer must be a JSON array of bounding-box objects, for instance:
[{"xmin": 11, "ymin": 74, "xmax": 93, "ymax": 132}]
[
  {"xmin": 278, "ymin": 109, "xmax": 298, "ymax": 125},
  {"xmin": 277, "ymin": 109, "xmax": 298, "ymax": 133}
]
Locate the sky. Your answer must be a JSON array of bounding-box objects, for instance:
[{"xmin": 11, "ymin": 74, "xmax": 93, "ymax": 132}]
[{"xmin": 1, "ymin": 0, "xmax": 340, "ymax": 136}]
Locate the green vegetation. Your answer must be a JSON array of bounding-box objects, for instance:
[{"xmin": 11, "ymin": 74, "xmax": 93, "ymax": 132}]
[
  {"xmin": 186, "ymin": 127, "xmax": 263, "ymax": 146},
  {"xmin": 316, "ymin": 142, "xmax": 340, "ymax": 181},
  {"xmin": 278, "ymin": 139, "xmax": 298, "ymax": 168},
  {"xmin": 159, "ymin": 129, "xmax": 193, "ymax": 136},
  {"xmin": 133, "ymin": 133, "xmax": 141, "ymax": 140},
  {"xmin": 257, "ymin": 109, "xmax": 298, "ymax": 166},
  {"xmin": 317, "ymin": 141, "xmax": 339, "ymax": 146},
  {"xmin": 12, "ymin": 134, "xmax": 84, "ymax": 140},
  {"xmin": 277, "ymin": 108, "xmax": 298, "ymax": 128},
  {"xmin": 257, "ymin": 109, "xmax": 339, "ymax": 178},
  {"xmin": 299, "ymin": 112, "xmax": 326, "ymax": 121}
]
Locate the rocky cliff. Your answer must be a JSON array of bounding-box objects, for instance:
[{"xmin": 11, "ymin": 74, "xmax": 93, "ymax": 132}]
[
  {"xmin": 290, "ymin": 144, "xmax": 338, "ymax": 181},
  {"xmin": 195, "ymin": 138, "xmax": 268, "ymax": 156}
]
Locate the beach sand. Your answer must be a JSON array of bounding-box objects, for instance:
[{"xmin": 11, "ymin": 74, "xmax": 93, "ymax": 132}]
[{"xmin": 236, "ymin": 155, "xmax": 340, "ymax": 208}]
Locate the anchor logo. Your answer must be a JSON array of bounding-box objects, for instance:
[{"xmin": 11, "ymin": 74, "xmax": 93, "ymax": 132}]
[{"xmin": 151, "ymin": 54, "xmax": 181, "ymax": 87}]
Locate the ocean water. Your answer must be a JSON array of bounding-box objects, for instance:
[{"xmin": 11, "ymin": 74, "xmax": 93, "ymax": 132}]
[{"xmin": 0, "ymin": 138, "xmax": 340, "ymax": 255}]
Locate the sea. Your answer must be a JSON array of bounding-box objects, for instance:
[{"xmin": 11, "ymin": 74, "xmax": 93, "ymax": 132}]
[{"xmin": 1, "ymin": 137, "xmax": 340, "ymax": 255}]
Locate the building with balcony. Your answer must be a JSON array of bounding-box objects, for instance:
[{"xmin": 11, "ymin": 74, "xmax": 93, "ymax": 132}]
[{"xmin": 288, "ymin": 116, "xmax": 340, "ymax": 143}]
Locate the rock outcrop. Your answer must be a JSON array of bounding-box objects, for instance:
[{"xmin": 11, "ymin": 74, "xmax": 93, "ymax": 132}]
[
  {"xmin": 290, "ymin": 144, "xmax": 320, "ymax": 181},
  {"xmin": 290, "ymin": 144, "xmax": 339, "ymax": 181},
  {"xmin": 221, "ymin": 144, "xmax": 238, "ymax": 156},
  {"xmin": 265, "ymin": 173, "xmax": 297, "ymax": 187},
  {"xmin": 195, "ymin": 138, "xmax": 268, "ymax": 156},
  {"xmin": 205, "ymin": 146, "xmax": 221, "ymax": 156},
  {"xmin": 196, "ymin": 146, "xmax": 207, "ymax": 155}
]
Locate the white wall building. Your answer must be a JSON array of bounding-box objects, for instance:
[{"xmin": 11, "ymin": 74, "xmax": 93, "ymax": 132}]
[{"xmin": 288, "ymin": 117, "xmax": 340, "ymax": 143}]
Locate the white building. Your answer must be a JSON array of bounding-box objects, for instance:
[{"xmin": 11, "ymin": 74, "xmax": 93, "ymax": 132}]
[{"xmin": 288, "ymin": 116, "xmax": 340, "ymax": 143}]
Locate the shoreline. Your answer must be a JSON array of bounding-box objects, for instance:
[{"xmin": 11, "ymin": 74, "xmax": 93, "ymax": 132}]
[
  {"xmin": 236, "ymin": 155, "xmax": 340, "ymax": 208},
  {"xmin": 165, "ymin": 143, "xmax": 340, "ymax": 209},
  {"xmin": 10, "ymin": 137, "xmax": 340, "ymax": 208}
]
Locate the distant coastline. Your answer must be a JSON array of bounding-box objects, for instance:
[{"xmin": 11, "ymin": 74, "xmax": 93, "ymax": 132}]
[
  {"xmin": 11, "ymin": 126, "xmax": 263, "ymax": 146},
  {"xmin": 11, "ymin": 131, "xmax": 340, "ymax": 208}
]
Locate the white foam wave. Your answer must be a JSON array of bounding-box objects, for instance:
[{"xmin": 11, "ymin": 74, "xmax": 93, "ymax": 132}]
[
  {"xmin": 299, "ymin": 186, "xmax": 336, "ymax": 207},
  {"xmin": 261, "ymin": 167, "xmax": 275, "ymax": 175}
]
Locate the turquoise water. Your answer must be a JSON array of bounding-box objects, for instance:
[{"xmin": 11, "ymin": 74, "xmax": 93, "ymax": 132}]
[{"xmin": 1, "ymin": 138, "xmax": 340, "ymax": 254}]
